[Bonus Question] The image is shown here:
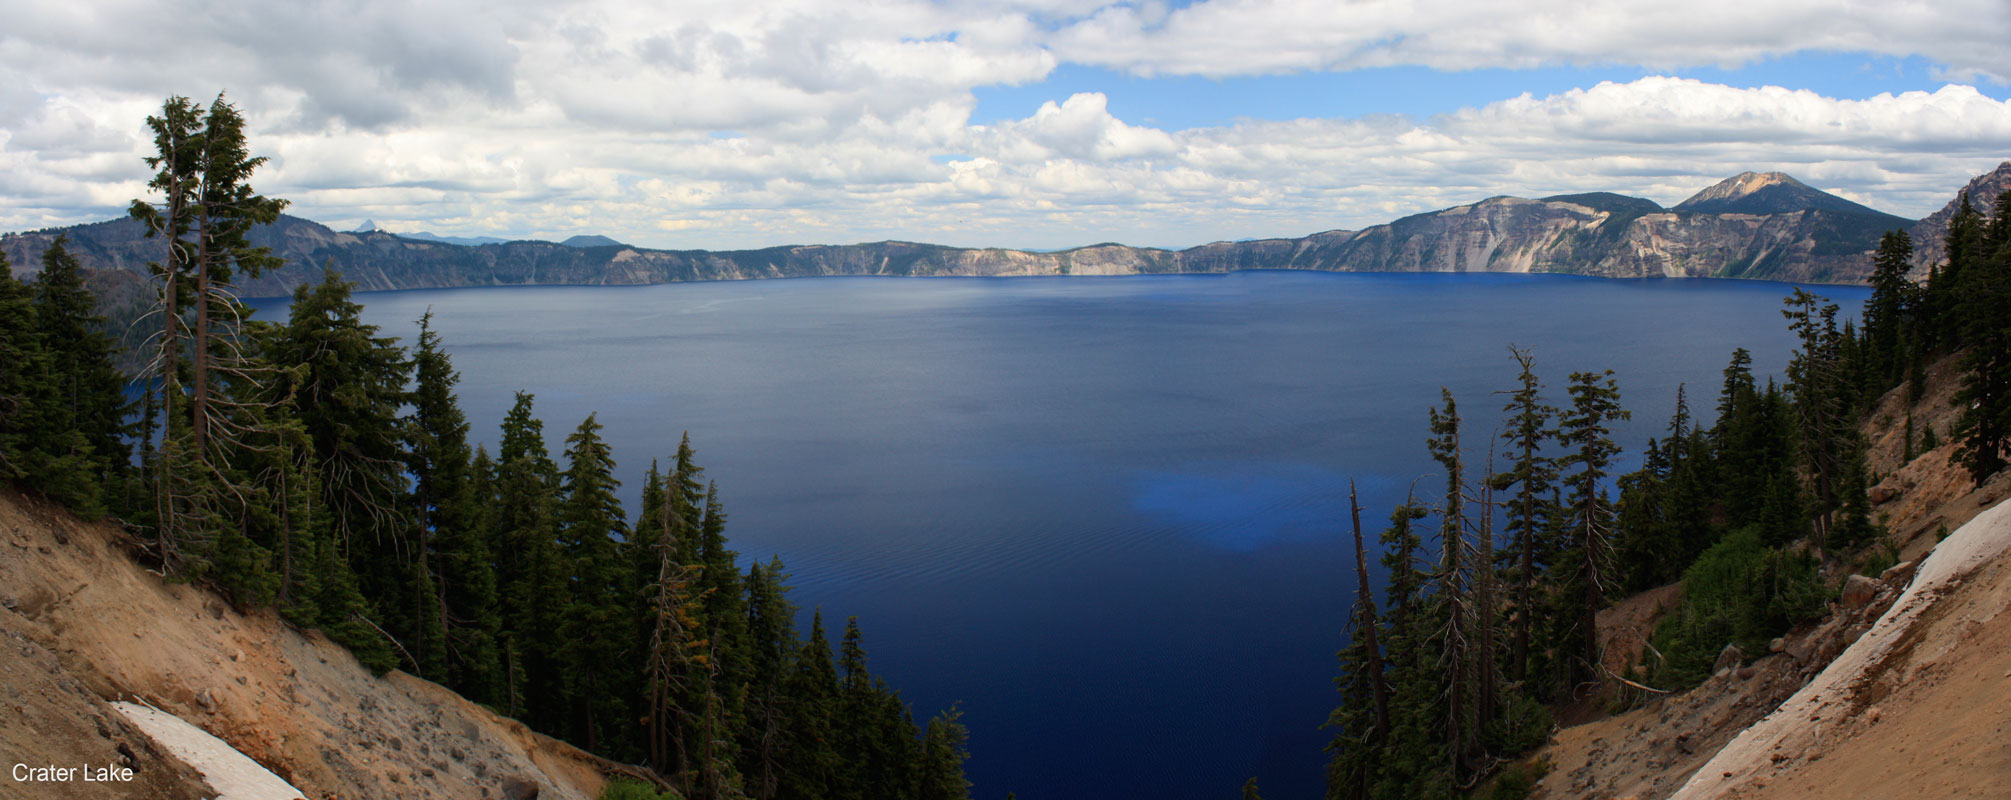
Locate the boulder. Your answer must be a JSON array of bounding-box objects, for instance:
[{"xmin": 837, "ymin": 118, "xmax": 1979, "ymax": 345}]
[
  {"xmin": 1880, "ymin": 560, "xmax": 1916, "ymax": 585},
  {"xmin": 1841, "ymin": 574, "xmax": 1880, "ymax": 608},
  {"xmin": 501, "ymin": 776, "xmax": 540, "ymax": 800},
  {"xmin": 1869, "ymin": 484, "xmax": 1899, "ymax": 504},
  {"xmin": 1713, "ymin": 643, "xmax": 1743, "ymax": 674}
]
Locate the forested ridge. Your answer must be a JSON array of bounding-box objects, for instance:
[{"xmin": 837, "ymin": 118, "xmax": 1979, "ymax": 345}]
[
  {"xmin": 1315, "ymin": 188, "xmax": 2011, "ymax": 799},
  {"xmin": 0, "ymin": 95, "xmax": 974, "ymax": 800}
]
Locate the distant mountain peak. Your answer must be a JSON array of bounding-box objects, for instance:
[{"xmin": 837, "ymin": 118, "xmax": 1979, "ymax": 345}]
[
  {"xmin": 1679, "ymin": 172, "xmax": 1805, "ymax": 207},
  {"xmin": 1674, "ymin": 171, "xmax": 1902, "ymax": 221},
  {"xmin": 560, "ymin": 234, "xmax": 625, "ymax": 249},
  {"xmin": 352, "ymin": 219, "xmax": 380, "ymax": 233}
]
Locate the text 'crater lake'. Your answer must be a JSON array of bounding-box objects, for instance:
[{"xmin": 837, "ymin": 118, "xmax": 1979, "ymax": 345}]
[{"xmin": 254, "ymin": 270, "xmax": 1866, "ymax": 799}]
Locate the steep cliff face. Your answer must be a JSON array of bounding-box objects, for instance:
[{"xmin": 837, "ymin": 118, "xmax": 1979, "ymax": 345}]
[
  {"xmin": 1908, "ymin": 161, "xmax": 2011, "ymax": 277},
  {"xmin": 9, "ymin": 167, "xmax": 1997, "ymax": 296}
]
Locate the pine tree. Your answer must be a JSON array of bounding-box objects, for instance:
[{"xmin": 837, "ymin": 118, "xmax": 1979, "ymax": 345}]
[
  {"xmin": 31, "ymin": 236, "xmax": 131, "ymax": 513},
  {"xmin": 127, "ymin": 96, "xmax": 203, "ymax": 563},
  {"xmin": 494, "ymin": 392, "xmax": 565, "ymax": 725},
  {"xmin": 1865, "ymin": 230, "xmax": 1916, "ymax": 386},
  {"xmin": 1494, "ymin": 346, "xmax": 1556, "ymax": 687},
  {"xmin": 406, "ymin": 312, "xmax": 501, "ymax": 701},
  {"xmin": 780, "ymin": 610, "xmax": 842, "ymax": 799},
  {"xmin": 1782, "ymin": 289, "xmax": 1851, "ymax": 553},
  {"xmin": 1325, "ymin": 481, "xmax": 1390, "ymax": 800},
  {"xmin": 559, "ymin": 413, "xmax": 632, "ymax": 754},
  {"xmin": 917, "ymin": 707, "xmax": 974, "ymax": 800},
  {"xmin": 1557, "ymin": 370, "xmax": 1628, "ymax": 687},
  {"xmin": 697, "ymin": 481, "xmax": 749, "ymax": 723},
  {"xmin": 1425, "ymin": 388, "xmax": 1474, "ymax": 779},
  {"xmin": 740, "ymin": 557, "xmax": 797, "ymax": 800},
  {"xmin": 0, "ymin": 253, "xmax": 44, "ymax": 484},
  {"xmin": 1949, "ymin": 199, "xmax": 2011, "ymax": 485}
]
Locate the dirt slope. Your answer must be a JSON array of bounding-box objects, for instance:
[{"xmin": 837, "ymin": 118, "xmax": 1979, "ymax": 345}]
[
  {"xmin": 0, "ymin": 488, "xmax": 627, "ymax": 800},
  {"xmin": 1672, "ymin": 495, "xmax": 2011, "ymax": 799},
  {"xmin": 1528, "ymin": 352, "xmax": 2011, "ymax": 799}
]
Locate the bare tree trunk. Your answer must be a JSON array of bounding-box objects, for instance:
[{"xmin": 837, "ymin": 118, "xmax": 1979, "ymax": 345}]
[
  {"xmin": 1514, "ymin": 483, "xmax": 1534, "ymax": 684},
  {"xmin": 1580, "ymin": 475, "xmax": 1603, "ymax": 686},
  {"xmin": 1475, "ymin": 463, "xmax": 1498, "ymax": 735},
  {"xmin": 192, "ymin": 228, "xmax": 210, "ymax": 454},
  {"xmin": 1348, "ymin": 480, "xmax": 1390, "ymax": 742}
]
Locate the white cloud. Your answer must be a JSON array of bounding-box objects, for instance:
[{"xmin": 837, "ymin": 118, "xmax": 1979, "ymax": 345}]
[
  {"xmin": 1046, "ymin": 0, "xmax": 2011, "ymax": 83},
  {"xmin": 1, "ymin": 0, "xmax": 2008, "ymax": 248}
]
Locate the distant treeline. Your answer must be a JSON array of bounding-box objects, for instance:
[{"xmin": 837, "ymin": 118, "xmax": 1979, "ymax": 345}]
[
  {"xmin": 0, "ymin": 95, "xmax": 974, "ymax": 800},
  {"xmin": 1318, "ymin": 191, "xmax": 2011, "ymax": 799}
]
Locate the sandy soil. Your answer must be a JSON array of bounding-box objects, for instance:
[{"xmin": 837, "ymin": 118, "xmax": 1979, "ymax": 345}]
[
  {"xmin": 0, "ymin": 487, "xmax": 626, "ymax": 800},
  {"xmin": 0, "ymin": 621, "xmax": 212, "ymax": 799}
]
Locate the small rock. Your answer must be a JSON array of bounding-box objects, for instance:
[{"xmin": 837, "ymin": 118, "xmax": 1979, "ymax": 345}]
[
  {"xmin": 235, "ymin": 676, "xmax": 247, "ymax": 686},
  {"xmin": 1869, "ymin": 484, "xmax": 1899, "ymax": 504},
  {"xmin": 1880, "ymin": 561, "xmax": 1916, "ymax": 585},
  {"xmin": 197, "ymin": 689, "xmax": 215, "ymax": 713},
  {"xmin": 1736, "ymin": 665, "xmax": 1757, "ymax": 680},
  {"xmin": 1840, "ymin": 574, "xmax": 1880, "ymax": 609},
  {"xmin": 1867, "ymin": 706, "xmax": 1882, "ymax": 723},
  {"xmin": 449, "ymin": 747, "xmax": 466, "ymax": 762},
  {"xmin": 1, "ymin": 595, "xmax": 16, "ymax": 609},
  {"xmin": 1981, "ymin": 492, "xmax": 1999, "ymax": 507},
  {"xmin": 1769, "ymin": 637, "xmax": 1786, "ymax": 653}
]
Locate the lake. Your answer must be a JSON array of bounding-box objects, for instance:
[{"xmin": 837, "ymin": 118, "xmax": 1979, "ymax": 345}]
[{"xmin": 251, "ymin": 270, "xmax": 1868, "ymax": 800}]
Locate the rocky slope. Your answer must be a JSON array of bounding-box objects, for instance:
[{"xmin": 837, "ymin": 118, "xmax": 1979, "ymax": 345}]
[
  {"xmin": 1908, "ymin": 161, "xmax": 2011, "ymax": 278},
  {"xmin": 0, "ymin": 488, "xmax": 649, "ymax": 800},
  {"xmin": 9, "ymin": 168, "xmax": 1994, "ymax": 297}
]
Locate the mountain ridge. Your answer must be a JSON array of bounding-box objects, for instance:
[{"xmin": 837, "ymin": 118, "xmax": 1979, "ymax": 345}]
[{"xmin": 4, "ymin": 168, "xmax": 1995, "ymax": 294}]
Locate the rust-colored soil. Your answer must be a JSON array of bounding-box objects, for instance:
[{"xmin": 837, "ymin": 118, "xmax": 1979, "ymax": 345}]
[{"xmin": 0, "ymin": 488, "xmax": 623, "ymax": 800}]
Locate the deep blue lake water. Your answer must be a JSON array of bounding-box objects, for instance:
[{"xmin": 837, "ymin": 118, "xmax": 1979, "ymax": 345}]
[{"xmin": 251, "ymin": 271, "xmax": 1867, "ymax": 800}]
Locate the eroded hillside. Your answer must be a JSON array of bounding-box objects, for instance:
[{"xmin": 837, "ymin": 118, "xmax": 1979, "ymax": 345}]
[{"xmin": 0, "ymin": 488, "xmax": 642, "ymax": 800}]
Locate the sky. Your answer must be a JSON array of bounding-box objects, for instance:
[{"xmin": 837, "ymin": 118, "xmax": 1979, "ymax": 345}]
[{"xmin": 1, "ymin": 0, "xmax": 2009, "ymax": 251}]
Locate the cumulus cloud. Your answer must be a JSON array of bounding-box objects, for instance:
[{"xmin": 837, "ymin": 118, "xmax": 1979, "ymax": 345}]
[{"xmin": 0, "ymin": 0, "xmax": 2008, "ymax": 247}]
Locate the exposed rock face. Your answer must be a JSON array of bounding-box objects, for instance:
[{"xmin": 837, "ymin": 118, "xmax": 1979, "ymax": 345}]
[
  {"xmin": 6, "ymin": 167, "xmax": 2000, "ymax": 296},
  {"xmin": 1674, "ymin": 171, "xmax": 1904, "ymax": 220},
  {"xmin": 1908, "ymin": 161, "xmax": 2011, "ymax": 278}
]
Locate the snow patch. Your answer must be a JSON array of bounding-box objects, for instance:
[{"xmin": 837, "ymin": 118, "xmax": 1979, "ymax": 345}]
[{"xmin": 110, "ymin": 701, "xmax": 306, "ymax": 800}]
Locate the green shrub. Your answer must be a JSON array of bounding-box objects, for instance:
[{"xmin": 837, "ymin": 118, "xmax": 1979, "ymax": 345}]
[
  {"xmin": 1487, "ymin": 757, "xmax": 1551, "ymax": 800},
  {"xmin": 598, "ymin": 778, "xmax": 674, "ymax": 800},
  {"xmin": 1486, "ymin": 692, "xmax": 1554, "ymax": 755},
  {"xmin": 1648, "ymin": 526, "xmax": 1829, "ymax": 688}
]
